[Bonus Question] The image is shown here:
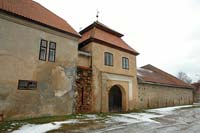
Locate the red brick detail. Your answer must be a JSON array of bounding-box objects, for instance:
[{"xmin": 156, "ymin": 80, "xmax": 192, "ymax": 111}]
[{"xmin": 75, "ymin": 68, "xmax": 92, "ymax": 113}]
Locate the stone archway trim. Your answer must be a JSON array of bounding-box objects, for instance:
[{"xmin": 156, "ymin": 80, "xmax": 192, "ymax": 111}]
[{"xmin": 102, "ymin": 73, "xmax": 133, "ymax": 100}]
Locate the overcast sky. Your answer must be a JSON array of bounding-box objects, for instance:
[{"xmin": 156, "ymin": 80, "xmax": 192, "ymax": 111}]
[{"xmin": 34, "ymin": 0, "xmax": 200, "ymax": 82}]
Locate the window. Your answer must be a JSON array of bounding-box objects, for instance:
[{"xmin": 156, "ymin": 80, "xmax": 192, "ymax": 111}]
[
  {"xmin": 48, "ymin": 42, "xmax": 56, "ymax": 62},
  {"xmin": 39, "ymin": 39, "xmax": 48, "ymax": 61},
  {"xmin": 104, "ymin": 52, "xmax": 113, "ymax": 66},
  {"xmin": 18, "ymin": 80, "xmax": 37, "ymax": 90},
  {"xmin": 122, "ymin": 57, "xmax": 129, "ymax": 69}
]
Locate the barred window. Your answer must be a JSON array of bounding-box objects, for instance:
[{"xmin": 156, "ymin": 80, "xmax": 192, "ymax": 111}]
[
  {"xmin": 122, "ymin": 57, "xmax": 129, "ymax": 69},
  {"xmin": 104, "ymin": 52, "xmax": 113, "ymax": 66},
  {"xmin": 39, "ymin": 39, "xmax": 48, "ymax": 61},
  {"xmin": 48, "ymin": 42, "xmax": 56, "ymax": 62},
  {"xmin": 18, "ymin": 80, "xmax": 37, "ymax": 90}
]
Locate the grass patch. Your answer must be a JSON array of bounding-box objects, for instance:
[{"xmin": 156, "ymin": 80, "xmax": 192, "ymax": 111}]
[
  {"xmin": 0, "ymin": 110, "xmax": 159, "ymax": 132},
  {"xmin": 47, "ymin": 120, "xmax": 106, "ymax": 133},
  {"xmin": 0, "ymin": 114, "xmax": 86, "ymax": 132}
]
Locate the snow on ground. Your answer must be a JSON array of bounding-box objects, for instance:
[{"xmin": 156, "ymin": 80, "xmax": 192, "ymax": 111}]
[
  {"xmin": 106, "ymin": 116, "xmax": 140, "ymax": 124},
  {"xmin": 12, "ymin": 120, "xmax": 80, "ymax": 133},
  {"xmin": 85, "ymin": 114, "xmax": 98, "ymax": 120},
  {"xmin": 106, "ymin": 105, "xmax": 194, "ymax": 124},
  {"xmin": 11, "ymin": 105, "xmax": 194, "ymax": 133},
  {"xmin": 147, "ymin": 105, "xmax": 193, "ymax": 115},
  {"xmin": 120, "ymin": 113, "xmax": 163, "ymax": 123}
]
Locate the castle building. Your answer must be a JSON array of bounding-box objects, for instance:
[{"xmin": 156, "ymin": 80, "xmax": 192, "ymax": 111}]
[{"xmin": 0, "ymin": 0, "xmax": 194, "ymax": 120}]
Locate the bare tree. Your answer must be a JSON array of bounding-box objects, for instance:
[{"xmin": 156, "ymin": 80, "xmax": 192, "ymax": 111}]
[{"xmin": 177, "ymin": 71, "xmax": 192, "ymax": 84}]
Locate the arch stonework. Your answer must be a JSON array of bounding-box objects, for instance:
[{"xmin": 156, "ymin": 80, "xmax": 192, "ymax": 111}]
[
  {"xmin": 108, "ymin": 84, "xmax": 126, "ymax": 112},
  {"xmin": 100, "ymin": 72, "xmax": 137, "ymax": 113},
  {"xmin": 101, "ymin": 80, "xmax": 129, "ymax": 112}
]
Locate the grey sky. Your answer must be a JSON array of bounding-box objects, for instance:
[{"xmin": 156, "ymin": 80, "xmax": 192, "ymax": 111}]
[{"xmin": 34, "ymin": 0, "xmax": 200, "ymax": 82}]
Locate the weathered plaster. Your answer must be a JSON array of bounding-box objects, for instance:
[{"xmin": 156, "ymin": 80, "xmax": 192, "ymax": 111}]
[
  {"xmin": 0, "ymin": 13, "xmax": 78, "ymax": 120},
  {"xmin": 138, "ymin": 83, "xmax": 193, "ymax": 109},
  {"xmin": 79, "ymin": 41, "xmax": 138, "ymax": 112}
]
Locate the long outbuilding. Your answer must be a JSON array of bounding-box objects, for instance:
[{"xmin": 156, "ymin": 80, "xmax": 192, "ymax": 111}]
[{"xmin": 137, "ymin": 64, "xmax": 194, "ymax": 109}]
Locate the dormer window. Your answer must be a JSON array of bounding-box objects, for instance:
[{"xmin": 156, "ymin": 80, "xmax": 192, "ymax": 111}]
[{"xmin": 104, "ymin": 52, "xmax": 113, "ymax": 66}]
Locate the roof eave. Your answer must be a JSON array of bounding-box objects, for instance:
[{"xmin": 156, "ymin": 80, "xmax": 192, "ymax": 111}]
[
  {"xmin": 79, "ymin": 38, "xmax": 139, "ymax": 56},
  {"xmin": 138, "ymin": 80, "xmax": 194, "ymax": 89}
]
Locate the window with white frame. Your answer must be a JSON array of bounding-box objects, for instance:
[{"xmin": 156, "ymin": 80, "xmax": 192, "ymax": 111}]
[
  {"xmin": 122, "ymin": 57, "xmax": 129, "ymax": 69},
  {"xmin": 104, "ymin": 52, "xmax": 113, "ymax": 66},
  {"xmin": 48, "ymin": 42, "xmax": 56, "ymax": 62},
  {"xmin": 39, "ymin": 39, "xmax": 48, "ymax": 61}
]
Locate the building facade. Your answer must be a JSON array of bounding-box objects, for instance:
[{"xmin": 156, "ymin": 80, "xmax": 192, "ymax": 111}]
[
  {"xmin": 137, "ymin": 65, "xmax": 194, "ymax": 109},
  {"xmin": 76, "ymin": 22, "xmax": 139, "ymax": 113},
  {"xmin": 0, "ymin": 0, "xmax": 195, "ymax": 121},
  {"xmin": 0, "ymin": 0, "xmax": 79, "ymax": 120}
]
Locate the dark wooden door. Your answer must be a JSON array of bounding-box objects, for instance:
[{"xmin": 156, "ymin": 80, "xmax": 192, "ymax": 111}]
[{"xmin": 109, "ymin": 86, "xmax": 122, "ymax": 112}]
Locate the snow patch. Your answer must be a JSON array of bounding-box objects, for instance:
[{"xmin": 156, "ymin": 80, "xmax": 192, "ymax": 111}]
[
  {"xmin": 120, "ymin": 113, "xmax": 163, "ymax": 123},
  {"xmin": 85, "ymin": 114, "xmax": 98, "ymax": 120},
  {"xmin": 147, "ymin": 105, "xmax": 193, "ymax": 115},
  {"xmin": 12, "ymin": 120, "xmax": 79, "ymax": 133},
  {"xmin": 106, "ymin": 116, "xmax": 140, "ymax": 124}
]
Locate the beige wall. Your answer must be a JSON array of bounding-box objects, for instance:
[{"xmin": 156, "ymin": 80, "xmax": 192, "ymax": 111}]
[
  {"xmin": 80, "ymin": 42, "xmax": 138, "ymax": 112},
  {"xmin": 138, "ymin": 83, "xmax": 193, "ymax": 109},
  {"xmin": 0, "ymin": 13, "xmax": 79, "ymax": 120},
  {"xmin": 91, "ymin": 43, "xmax": 137, "ymax": 76},
  {"xmin": 77, "ymin": 54, "xmax": 90, "ymax": 67},
  {"xmin": 194, "ymin": 87, "xmax": 200, "ymax": 103}
]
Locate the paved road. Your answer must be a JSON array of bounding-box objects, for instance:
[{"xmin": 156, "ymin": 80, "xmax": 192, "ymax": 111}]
[{"xmin": 93, "ymin": 107, "xmax": 200, "ymax": 133}]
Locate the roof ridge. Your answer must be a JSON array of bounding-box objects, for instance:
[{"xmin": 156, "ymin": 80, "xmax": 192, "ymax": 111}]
[
  {"xmin": 79, "ymin": 21, "xmax": 139, "ymax": 55},
  {"xmin": 142, "ymin": 64, "xmax": 192, "ymax": 87},
  {"xmin": 80, "ymin": 21, "xmax": 124, "ymax": 37}
]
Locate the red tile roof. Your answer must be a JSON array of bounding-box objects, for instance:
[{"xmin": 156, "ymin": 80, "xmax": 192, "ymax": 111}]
[
  {"xmin": 137, "ymin": 64, "xmax": 193, "ymax": 89},
  {"xmin": 192, "ymin": 83, "xmax": 200, "ymax": 89},
  {"xmin": 0, "ymin": 0, "xmax": 79, "ymax": 37},
  {"xmin": 79, "ymin": 21, "xmax": 139, "ymax": 55}
]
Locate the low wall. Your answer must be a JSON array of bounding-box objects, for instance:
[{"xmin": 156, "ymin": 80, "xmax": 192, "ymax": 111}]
[{"xmin": 138, "ymin": 83, "xmax": 193, "ymax": 109}]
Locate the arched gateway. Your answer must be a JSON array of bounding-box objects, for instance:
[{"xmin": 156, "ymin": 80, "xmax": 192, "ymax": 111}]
[{"xmin": 109, "ymin": 85, "xmax": 122, "ymax": 112}]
